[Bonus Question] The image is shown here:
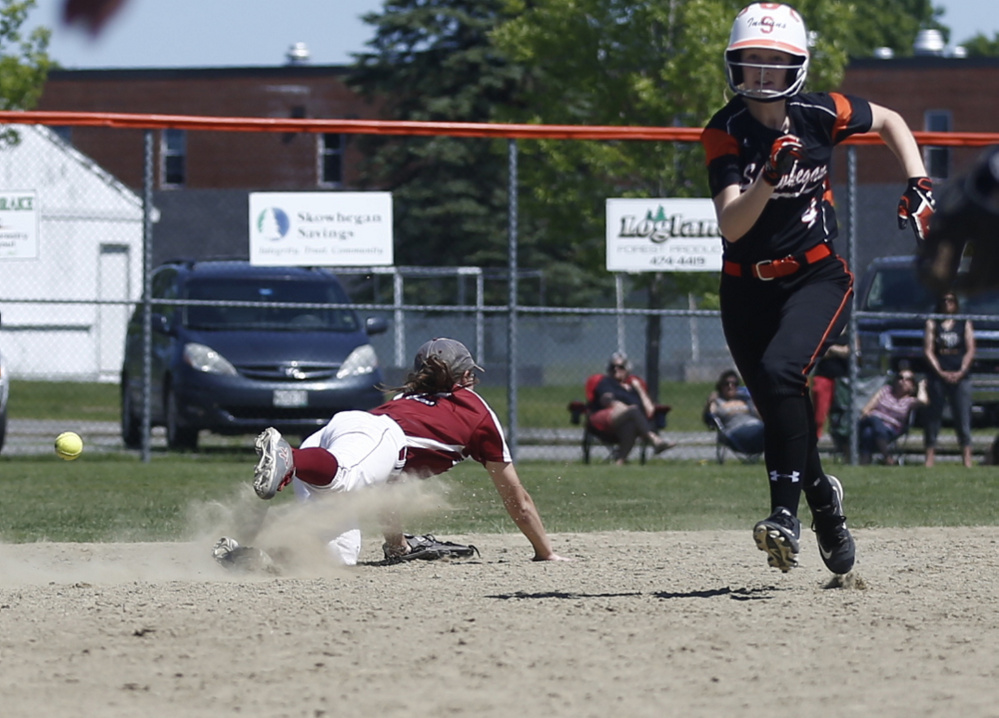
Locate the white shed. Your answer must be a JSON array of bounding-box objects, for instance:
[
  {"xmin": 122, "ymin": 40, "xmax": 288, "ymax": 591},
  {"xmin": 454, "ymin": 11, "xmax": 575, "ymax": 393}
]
[{"xmin": 0, "ymin": 124, "xmax": 146, "ymax": 382}]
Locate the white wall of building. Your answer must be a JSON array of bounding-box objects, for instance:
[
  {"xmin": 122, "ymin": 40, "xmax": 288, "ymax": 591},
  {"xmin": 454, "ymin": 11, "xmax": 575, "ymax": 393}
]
[{"xmin": 0, "ymin": 125, "xmax": 145, "ymax": 381}]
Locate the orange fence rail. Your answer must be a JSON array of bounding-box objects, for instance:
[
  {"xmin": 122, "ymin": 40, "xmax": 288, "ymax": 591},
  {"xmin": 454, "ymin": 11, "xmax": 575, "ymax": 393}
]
[{"xmin": 2, "ymin": 110, "xmax": 999, "ymax": 146}]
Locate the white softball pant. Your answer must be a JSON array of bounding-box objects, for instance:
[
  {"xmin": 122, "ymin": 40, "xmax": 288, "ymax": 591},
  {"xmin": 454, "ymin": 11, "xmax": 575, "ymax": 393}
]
[{"xmin": 292, "ymin": 411, "xmax": 407, "ymax": 565}]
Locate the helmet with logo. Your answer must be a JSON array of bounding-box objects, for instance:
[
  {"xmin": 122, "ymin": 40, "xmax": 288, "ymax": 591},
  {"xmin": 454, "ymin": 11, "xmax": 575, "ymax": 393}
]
[{"xmin": 725, "ymin": 3, "xmax": 810, "ymax": 101}]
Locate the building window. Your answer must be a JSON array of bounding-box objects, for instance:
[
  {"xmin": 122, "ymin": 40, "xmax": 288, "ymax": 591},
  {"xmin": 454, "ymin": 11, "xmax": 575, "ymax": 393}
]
[
  {"xmin": 924, "ymin": 110, "xmax": 951, "ymax": 180},
  {"xmin": 320, "ymin": 133, "xmax": 344, "ymax": 186},
  {"xmin": 162, "ymin": 128, "xmax": 187, "ymax": 187}
]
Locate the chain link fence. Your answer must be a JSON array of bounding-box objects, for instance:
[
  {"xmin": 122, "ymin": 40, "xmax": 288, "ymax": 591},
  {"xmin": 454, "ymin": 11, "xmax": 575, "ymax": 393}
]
[{"xmin": 0, "ymin": 118, "xmax": 990, "ymax": 462}]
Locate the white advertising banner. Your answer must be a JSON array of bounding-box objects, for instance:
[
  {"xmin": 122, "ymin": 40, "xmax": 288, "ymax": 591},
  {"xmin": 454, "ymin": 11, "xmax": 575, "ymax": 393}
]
[
  {"xmin": 0, "ymin": 190, "xmax": 39, "ymax": 260},
  {"xmin": 605, "ymin": 198, "xmax": 723, "ymax": 272},
  {"xmin": 249, "ymin": 192, "xmax": 393, "ymax": 266}
]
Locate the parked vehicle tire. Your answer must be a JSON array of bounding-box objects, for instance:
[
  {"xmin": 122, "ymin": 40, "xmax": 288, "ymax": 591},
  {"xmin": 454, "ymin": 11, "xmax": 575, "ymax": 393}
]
[
  {"xmin": 120, "ymin": 379, "xmax": 142, "ymax": 449},
  {"xmin": 166, "ymin": 386, "xmax": 199, "ymax": 451}
]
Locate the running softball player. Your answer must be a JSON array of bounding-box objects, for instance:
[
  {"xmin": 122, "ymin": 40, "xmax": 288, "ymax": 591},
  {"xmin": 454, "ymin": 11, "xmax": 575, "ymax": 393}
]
[
  {"xmin": 700, "ymin": 3, "xmax": 934, "ymax": 574},
  {"xmin": 251, "ymin": 337, "xmax": 567, "ymax": 565}
]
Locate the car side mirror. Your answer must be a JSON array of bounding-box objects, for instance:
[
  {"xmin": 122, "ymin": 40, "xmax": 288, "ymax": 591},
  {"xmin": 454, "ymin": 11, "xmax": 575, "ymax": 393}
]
[{"xmin": 365, "ymin": 316, "xmax": 388, "ymax": 336}]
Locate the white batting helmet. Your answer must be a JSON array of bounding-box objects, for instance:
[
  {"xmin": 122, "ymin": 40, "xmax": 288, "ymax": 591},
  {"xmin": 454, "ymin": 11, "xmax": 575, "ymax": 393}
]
[{"xmin": 725, "ymin": 3, "xmax": 810, "ymax": 101}]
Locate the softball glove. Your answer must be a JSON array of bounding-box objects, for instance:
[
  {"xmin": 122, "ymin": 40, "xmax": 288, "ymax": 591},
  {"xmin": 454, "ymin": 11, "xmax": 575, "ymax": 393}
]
[{"xmin": 382, "ymin": 534, "xmax": 480, "ymax": 564}]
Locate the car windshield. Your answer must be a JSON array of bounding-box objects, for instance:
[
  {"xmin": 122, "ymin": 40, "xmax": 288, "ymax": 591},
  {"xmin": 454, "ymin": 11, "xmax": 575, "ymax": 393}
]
[
  {"xmin": 863, "ymin": 266, "xmax": 999, "ymax": 316},
  {"xmin": 862, "ymin": 267, "xmax": 937, "ymax": 313},
  {"xmin": 183, "ymin": 277, "xmax": 360, "ymax": 332}
]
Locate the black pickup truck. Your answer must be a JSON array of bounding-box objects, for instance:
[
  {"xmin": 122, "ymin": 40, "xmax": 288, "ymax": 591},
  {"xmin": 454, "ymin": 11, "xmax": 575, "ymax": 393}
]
[{"xmin": 855, "ymin": 255, "xmax": 999, "ymax": 426}]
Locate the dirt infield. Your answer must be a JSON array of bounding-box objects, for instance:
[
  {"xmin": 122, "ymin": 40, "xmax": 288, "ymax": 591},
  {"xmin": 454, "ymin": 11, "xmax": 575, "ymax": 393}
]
[{"xmin": 2, "ymin": 526, "xmax": 998, "ymax": 718}]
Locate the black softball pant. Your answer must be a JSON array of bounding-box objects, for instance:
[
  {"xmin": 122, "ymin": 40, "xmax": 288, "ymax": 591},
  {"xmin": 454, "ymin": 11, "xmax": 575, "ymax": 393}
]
[{"xmin": 720, "ymin": 256, "xmax": 853, "ymax": 516}]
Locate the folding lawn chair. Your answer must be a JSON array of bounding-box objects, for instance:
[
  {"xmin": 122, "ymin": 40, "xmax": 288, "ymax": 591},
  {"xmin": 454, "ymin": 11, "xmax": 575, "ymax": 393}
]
[
  {"xmin": 703, "ymin": 386, "xmax": 763, "ymax": 465},
  {"xmin": 567, "ymin": 373, "xmax": 670, "ymax": 464}
]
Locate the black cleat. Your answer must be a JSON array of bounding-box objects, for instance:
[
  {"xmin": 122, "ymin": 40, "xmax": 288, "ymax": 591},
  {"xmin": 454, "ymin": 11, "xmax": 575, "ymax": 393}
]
[
  {"xmin": 753, "ymin": 506, "xmax": 801, "ymax": 573},
  {"xmin": 811, "ymin": 475, "xmax": 856, "ymax": 575}
]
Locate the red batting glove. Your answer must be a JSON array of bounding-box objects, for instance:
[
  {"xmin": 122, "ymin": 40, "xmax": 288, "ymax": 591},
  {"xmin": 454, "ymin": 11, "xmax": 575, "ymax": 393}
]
[
  {"xmin": 761, "ymin": 135, "xmax": 805, "ymax": 186},
  {"xmin": 897, "ymin": 176, "xmax": 935, "ymax": 244}
]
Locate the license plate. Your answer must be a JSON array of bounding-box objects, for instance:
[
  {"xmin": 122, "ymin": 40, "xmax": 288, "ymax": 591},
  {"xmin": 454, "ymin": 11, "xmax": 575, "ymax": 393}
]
[{"xmin": 273, "ymin": 389, "xmax": 307, "ymax": 407}]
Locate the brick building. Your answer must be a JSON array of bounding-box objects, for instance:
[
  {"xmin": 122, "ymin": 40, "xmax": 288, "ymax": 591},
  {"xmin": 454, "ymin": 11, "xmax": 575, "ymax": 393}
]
[
  {"xmin": 32, "ymin": 57, "xmax": 999, "ymax": 269},
  {"xmin": 37, "ymin": 56, "xmax": 999, "ymax": 190},
  {"xmin": 36, "ymin": 65, "xmax": 380, "ymax": 263},
  {"xmin": 36, "ymin": 65, "xmax": 376, "ymax": 192},
  {"xmin": 837, "ymin": 56, "xmax": 999, "ymax": 185}
]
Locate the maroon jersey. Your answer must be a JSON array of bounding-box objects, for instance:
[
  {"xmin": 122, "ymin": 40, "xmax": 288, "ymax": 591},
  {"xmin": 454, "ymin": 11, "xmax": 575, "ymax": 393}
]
[
  {"xmin": 369, "ymin": 386, "xmax": 511, "ymax": 477},
  {"xmin": 701, "ymin": 92, "xmax": 873, "ymax": 263}
]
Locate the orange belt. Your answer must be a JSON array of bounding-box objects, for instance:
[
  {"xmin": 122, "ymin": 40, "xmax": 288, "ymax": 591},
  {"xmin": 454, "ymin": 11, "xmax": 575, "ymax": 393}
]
[{"xmin": 723, "ymin": 243, "xmax": 832, "ymax": 281}]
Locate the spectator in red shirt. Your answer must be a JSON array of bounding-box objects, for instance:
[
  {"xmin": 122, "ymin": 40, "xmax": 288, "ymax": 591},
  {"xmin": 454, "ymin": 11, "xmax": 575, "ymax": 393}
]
[
  {"xmin": 250, "ymin": 337, "xmax": 567, "ymax": 565},
  {"xmin": 587, "ymin": 352, "xmax": 675, "ymax": 465}
]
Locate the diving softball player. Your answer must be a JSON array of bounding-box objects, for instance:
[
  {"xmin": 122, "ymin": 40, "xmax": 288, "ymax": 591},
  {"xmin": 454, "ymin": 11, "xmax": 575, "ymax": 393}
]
[
  {"xmin": 250, "ymin": 337, "xmax": 567, "ymax": 565},
  {"xmin": 700, "ymin": 3, "xmax": 934, "ymax": 574}
]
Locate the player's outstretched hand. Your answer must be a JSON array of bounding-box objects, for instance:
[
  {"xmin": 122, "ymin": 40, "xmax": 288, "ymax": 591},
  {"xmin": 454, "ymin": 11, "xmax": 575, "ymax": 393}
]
[
  {"xmin": 761, "ymin": 134, "xmax": 805, "ymax": 186},
  {"xmin": 898, "ymin": 176, "xmax": 935, "ymax": 244}
]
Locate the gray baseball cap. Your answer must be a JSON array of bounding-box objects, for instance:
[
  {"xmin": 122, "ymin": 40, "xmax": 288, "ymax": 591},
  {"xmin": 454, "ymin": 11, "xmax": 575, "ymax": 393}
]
[{"xmin": 414, "ymin": 337, "xmax": 484, "ymax": 374}]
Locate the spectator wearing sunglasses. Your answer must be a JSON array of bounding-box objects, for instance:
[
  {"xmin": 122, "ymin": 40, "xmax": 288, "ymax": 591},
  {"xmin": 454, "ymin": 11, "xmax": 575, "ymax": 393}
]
[
  {"xmin": 705, "ymin": 370, "xmax": 765, "ymax": 455},
  {"xmin": 858, "ymin": 370, "xmax": 927, "ymax": 465},
  {"xmin": 923, "ymin": 292, "xmax": 975, "ymax": 468},
  {"xmin": 587, "ymin": 352, "xmax": 675, "ymax": 465}
]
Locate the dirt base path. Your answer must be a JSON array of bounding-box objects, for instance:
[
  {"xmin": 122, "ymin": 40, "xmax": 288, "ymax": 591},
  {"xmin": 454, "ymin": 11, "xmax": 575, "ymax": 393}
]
[{"xmin": 2, "ymin": 527, "xmax": 997, "ymax": 717}]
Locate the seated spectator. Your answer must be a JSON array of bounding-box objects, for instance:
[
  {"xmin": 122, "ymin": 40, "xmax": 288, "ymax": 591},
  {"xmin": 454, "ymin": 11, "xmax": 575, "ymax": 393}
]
[
  {"xmin": 704, "ymin": 370, "xmax": 764, "ymax": 455},
  {"xmin": 588, "ymin": 351, "xmax": 674, "ymax": 465},
  {"xmin": 858, "ymin": 369, "xmax": 928, "ymax": 465}
]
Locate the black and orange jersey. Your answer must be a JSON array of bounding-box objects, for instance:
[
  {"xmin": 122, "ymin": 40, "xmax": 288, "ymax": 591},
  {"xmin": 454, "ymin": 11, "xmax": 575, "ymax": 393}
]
[{"xmin": 701, "ymin": 92, "xmax": 873, "ymax": 263}]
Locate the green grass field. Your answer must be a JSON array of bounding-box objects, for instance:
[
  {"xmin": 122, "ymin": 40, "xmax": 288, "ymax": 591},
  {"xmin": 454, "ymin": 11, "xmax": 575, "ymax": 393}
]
[
  {"xmin": 7, "ymin": 379, "xmax": 715, "ymax": 431},
  {"xmin": 1, "ymin": 453, "xmax": 996, "ymax": 543},
  {"xmin": 3, "ymin": 380, "xmax": 996, "ymax": 544}
]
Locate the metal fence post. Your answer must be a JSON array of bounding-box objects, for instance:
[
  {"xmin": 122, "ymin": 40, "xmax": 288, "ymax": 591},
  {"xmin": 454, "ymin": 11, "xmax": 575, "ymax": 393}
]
[
  {"xmin": 475, "ymin": 267, "xmax": 485, "ymax": 364},
  {"xmin": 141, "ymin": 129, "xmax": 155, "ymax": 463},
  {"xmin": 616, "ymin": 274, "xmax": 626, "ymax": 354},
  {"xmin": 507, "ymin": 138, "xmax": 519, "ymax": 459},
  {"xmin": 847, "ymin": 145, "xmax": 859, "ymax": 466},
  {"xmin": 393, "ymin": 268, "xmax": 405, "ymax": 367}
]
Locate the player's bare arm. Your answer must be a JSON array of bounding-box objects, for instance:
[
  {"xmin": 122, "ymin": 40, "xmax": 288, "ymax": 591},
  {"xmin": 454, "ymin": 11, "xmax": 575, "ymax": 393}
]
[
  {"xmin": 712, "ymin": 180, "xmax": 774, "ymax": 242},
  {"xmin": 870, "ymin": 104, "xmax": 928, "ymax": 178},
  {"xmin": 485, "ymin": 461, "xmax": 569, "ymax": 562}
]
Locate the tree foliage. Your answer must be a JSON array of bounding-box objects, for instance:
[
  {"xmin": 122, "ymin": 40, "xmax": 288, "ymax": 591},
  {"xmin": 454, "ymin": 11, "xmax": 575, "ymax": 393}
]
[
  {"xmin": 349, "ymin": 0, "xmax": 958, "ymax": 306},
  {"xmin": 491, "ymin": 0, "xmax": 863, "ymax": 305},
  {"xmin": 0, "ymin": 0, "xmax": 51, "ymax": 112},
  {"xmin": 346, "ymin": 0, "xmax": 527, "ymax": 305},
  {"xmin": 956, "ymin": 33, "xmax": 999, "ymax": 57},
  {"xmin": 847, "ymin": 0, "xmax": 940, "ymax": 58},
  {"xmin": 493, "ymin": 0, "xmax": 732, "ymax": 305}
]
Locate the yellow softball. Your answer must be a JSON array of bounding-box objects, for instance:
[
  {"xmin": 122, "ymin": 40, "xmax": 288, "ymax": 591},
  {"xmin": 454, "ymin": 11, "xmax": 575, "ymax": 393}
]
[{"xmin": 54, "ymin": 431, "xmax": 84, "ymax": 461}]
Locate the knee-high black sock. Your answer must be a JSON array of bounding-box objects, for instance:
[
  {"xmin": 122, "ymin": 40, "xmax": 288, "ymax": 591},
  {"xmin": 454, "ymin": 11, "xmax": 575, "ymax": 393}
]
[
  {"xmin": 802, "ymin": 392, "xmax": 834, "ymax": 512},
  {"xmin": 764, "ymin": 395, "xmax": 812, "ymax": 515}
]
